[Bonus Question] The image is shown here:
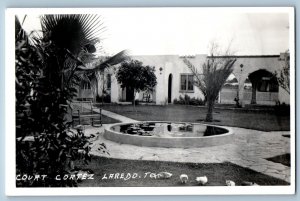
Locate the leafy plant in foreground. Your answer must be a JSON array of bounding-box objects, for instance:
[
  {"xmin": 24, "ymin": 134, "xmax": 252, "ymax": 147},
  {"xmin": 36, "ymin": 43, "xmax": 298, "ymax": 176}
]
[{"xmin": 15, "ymin": 15, "xmax": 117, "ymax": 187}]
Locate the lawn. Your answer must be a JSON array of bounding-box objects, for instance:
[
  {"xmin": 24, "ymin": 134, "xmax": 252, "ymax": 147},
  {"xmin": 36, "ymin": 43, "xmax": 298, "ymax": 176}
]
[
  {"xmin": 73, "ymin": 115, "xmax": 120, "ymax": 126},
  {"xmin": 77, "ymin": 156, "xmax": 289, "ymax": 187},
  {"xmin": 101, "ymin": 115, "xmax": 120, "ymax": 124},
  {"xmin": 100, "ymin": 104, "xmax": 290, "ymax": 131}
]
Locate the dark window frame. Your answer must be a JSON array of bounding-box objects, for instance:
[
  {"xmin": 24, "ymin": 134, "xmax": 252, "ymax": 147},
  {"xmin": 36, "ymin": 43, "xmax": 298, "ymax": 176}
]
[
  {"xmin": 180, "ymin": 74, "xmax": 194, "ymax": 93},
  {"xmin": 106, "ymin": 74, "xmax": 112, "ymax": 90}
]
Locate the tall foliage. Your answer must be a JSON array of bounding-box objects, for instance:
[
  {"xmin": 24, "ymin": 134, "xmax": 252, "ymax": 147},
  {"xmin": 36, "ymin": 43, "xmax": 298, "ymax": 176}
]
[
  {"xmin": 15, "ymin": 17, "xmax": 44, "ymax": 139},
  {"xmin": 184, "ymin": 56, "xmax": 236, "ymax": 122},
  {"xmin": 276, "ymin": 51, "xmax": 290, "ymax": 94},
  {"xmin": 116, "ymin": 60, "xmax": 157, "ymax": 106},
  {"xmin": 15, "ymin": 14, "xmax": 122, "ymax": 186}
]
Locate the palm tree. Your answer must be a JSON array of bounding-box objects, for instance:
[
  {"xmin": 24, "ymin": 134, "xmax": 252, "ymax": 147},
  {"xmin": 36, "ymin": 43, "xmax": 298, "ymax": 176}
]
[
  {"xmin": 184, "ymin": 56, "xmax": 236, "ymax": 122},
  {"xmin": 33, "ymin": 14, "xmax": 128, "ymax": 98},
  {"xmin": 16, "ymin": 15, "xmax": 128, "ymax": 185},
  {"xmin": 16, "ymin": 14, "xmax": 128, "ymax": 132}
]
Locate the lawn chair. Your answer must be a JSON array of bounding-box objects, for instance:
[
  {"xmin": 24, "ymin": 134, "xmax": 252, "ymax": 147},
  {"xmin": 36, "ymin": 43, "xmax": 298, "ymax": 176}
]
[
  {"xmin": 142, "ymin": 92, "xmax": 152, "ymax": 102},
  {"xmin": 70, "ymin": 101, "xmax": 102, "ymax": 127}
]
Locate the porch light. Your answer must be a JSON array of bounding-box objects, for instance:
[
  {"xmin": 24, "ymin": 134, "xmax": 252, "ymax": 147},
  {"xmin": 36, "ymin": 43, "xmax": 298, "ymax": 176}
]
[{"xmin": 159, "ymin": 67, "xmax": 163, "ymax": 74}]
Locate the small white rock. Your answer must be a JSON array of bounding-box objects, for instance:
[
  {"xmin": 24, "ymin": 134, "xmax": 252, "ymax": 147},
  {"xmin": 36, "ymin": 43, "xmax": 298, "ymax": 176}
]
[
  {"xmin": 180, "ymin": 174, "xmax": 189, "ymax": 184},
  {"xmin": 157, "ymin": 172, "xmax": 172, "ymax": 179},
  {"xmin": 225, "ymin": 180, "xmax": 235, "ymax": 186},
  {"xmin": 196, "ymin": 176, "xmax": 208, "ymax": 185}
]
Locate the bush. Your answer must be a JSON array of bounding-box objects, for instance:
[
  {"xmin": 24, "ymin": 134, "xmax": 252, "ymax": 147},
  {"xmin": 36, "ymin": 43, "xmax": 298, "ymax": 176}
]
[
  {"xmin": 173, "ymin": 95, "xmax": 205, "ymax": 106},
  {"xmin": 96, "ymin": 94, "xmax": 111, "ymax": 103},
  {"xmin": 16, "ymin": 127, "xmax": 103, "ymax": 187},
  {"xmin": 274, "ymin": 101, "xmax": 290, "ymax": 115},
  {"xmin": 15, "ymin": 35, "xmax": 96, "ymax": 187},
  {"xmin": 15, "ymin": 17, "xmax": 106, "ymax": 187}
]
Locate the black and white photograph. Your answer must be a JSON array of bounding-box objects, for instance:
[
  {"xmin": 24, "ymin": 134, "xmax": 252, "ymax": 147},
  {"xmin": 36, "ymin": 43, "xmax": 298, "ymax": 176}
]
[{"xmin": 5, "ymin": 7, "xmax": 295, "ymax": 195}]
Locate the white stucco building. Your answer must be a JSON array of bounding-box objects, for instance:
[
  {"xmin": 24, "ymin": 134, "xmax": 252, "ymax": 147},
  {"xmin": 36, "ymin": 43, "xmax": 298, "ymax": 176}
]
[{"xmin": 77, "ymin": 53, "xmax": 290, "ymax": 106}]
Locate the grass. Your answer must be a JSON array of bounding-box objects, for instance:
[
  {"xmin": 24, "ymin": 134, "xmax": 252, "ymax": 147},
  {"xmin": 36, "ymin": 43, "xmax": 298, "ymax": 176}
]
[
  {"xmin": 77, "ymin": 104, "xmax": 290, "ymax": 188},
  {"xmin": 77, "ymin": 156, "xmax": 289, "ymax": 187},
  {"xmin": 74, "ymin": 115, "xmax": 120, "ymax": 126},
  {"xmin": 100, "ymin": 104, "xmax": 290, "ymax": 131},
  {"xmin": 100, "ymin": 115, "xmax": 120, "ymax": 124}
]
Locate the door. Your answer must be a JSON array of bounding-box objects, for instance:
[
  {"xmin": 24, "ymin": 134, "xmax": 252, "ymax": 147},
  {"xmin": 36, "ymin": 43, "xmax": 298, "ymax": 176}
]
[
  {"xmin": 126, "ymin": 87, "xmax": 134, "ymax": 102},
  {"xmin": 168, "ymin": 74, "xmax": 172, "ymax": 103}
]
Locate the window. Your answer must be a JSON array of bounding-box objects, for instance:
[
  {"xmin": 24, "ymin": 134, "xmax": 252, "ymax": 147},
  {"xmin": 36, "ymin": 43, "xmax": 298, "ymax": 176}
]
[
  {"xmin": 257, "ymin": 77, "xmax": 279, "ymax": 92},
  {"xmin": 180, "ymin": 74, "xmax": 194, "ymax": 92},
  {"xmin": 107, "ymin": 74, "xmax": 111, "ymax": 90},
  {"xmin": 80, "ymin": 81, "xmax": 91, "ymax": 90}
]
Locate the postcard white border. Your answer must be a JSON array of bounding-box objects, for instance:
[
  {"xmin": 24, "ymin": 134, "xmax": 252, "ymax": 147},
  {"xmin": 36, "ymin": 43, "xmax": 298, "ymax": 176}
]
[{"xmin": 5, "ymin": 7, "xmax": 295, "ymax": 196}]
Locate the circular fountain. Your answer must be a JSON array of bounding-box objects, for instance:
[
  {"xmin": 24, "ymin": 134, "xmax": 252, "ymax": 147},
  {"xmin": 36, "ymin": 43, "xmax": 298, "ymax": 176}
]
[{"xmin": 104, "ymin": 122, "xmax": 234, "ymax": 148}]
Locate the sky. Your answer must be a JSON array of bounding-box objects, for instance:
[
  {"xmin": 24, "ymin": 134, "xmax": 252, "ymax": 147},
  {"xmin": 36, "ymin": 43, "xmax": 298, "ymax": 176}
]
[{"xmin": 19, "ymin": 8, "xmax": 291, "ymax": 56}]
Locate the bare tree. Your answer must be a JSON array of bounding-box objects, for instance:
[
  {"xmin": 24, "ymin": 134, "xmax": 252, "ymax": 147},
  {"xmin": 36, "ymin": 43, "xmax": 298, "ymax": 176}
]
[
  {"xmin": 276, "ymin": 50, "xmax": 290, "ymax": 94},
  {"xmin": 183, "ymin": 42, "xmax": 236, "ymax": 122}
]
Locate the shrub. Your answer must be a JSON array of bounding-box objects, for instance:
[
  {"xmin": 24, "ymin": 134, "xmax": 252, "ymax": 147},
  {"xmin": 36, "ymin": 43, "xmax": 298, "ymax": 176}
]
[
  {"xmin": 173, "ymin": 95, "xmax": 205, "ymax": 106},
  {"xmin": 15, "ymin": 16, "xmax": 109, "ymax": 187},
  {"xmin": 274, "ymin": 101, "xmax": 290, "ymax": 115},
  {"xmin": 15, "ymin": 34, "xmax": 96, "ymax": 187},
  {"xmin": 16, "ymin": 127, "xmax": 103, "ymax": 187},
  {"xmin": 96, "ymin": 94, "xmax": 111, "ymax": 103}
]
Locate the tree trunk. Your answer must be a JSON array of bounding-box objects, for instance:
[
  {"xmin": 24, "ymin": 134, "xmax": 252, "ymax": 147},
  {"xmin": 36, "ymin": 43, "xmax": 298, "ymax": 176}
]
[
  {"xmin": 132, "ymin": 89, "xmax": 136, "ymax": 105},
  {"xmin": 205, "ymin": 100, "xmax": 214, "ymax": 122},
  {"xmin": 132, "ymin": 89, "xmax": 137, "ymax": 114},
  {"xmin": 102, "ymin": 73, "xmax": 105, "ymax": 105},
  {"xmin": 251, "ymin": 82, "xmax": 257, "ymax": 104}
]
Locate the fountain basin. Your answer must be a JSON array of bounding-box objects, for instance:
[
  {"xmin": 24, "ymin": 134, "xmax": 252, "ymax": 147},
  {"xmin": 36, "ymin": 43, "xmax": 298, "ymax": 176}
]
[{"xmin": 104, "ymin": 121, "xmax": 234, "ymax": 148}]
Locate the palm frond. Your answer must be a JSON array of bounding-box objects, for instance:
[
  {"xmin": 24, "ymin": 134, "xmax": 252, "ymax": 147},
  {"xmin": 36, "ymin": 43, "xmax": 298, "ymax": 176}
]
[
  {"xmin": 15, "ymin": 16, "xmax": 28, "ymax": 41},
  {"xmin": 98, "ymin": 50, "xmax": 129, "ymax": 69},
  {"xmin": 184, "ymin": 57, "xmax": 236, "ymax": 102},
  {"xmin": 183, "ymin": 58, "xmax": 206, "ymax": 95},
  {"xmin": 40, "ymin": 14, "xmax": 104, "ymax": 56},
  {"xmin": 78, "ymin": 50, "xmax": 129, "ymax": 72}
]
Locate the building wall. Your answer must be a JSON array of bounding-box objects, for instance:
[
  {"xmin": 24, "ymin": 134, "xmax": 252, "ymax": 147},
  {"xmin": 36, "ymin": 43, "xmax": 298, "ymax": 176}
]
[
  {"xmin": 130, "ymin": 55, "xmax": 206, "ymax": 105},
  {"xmin": 278, "ymin": 87, "xmax": 290, "ymax": 104},
  {"xmin": 228, "ymin": 55, "xmax": 286, "ymax": 105},
  {"xmin": 103, "ymin": 54, "xmax": 289, "ymax": 106}
]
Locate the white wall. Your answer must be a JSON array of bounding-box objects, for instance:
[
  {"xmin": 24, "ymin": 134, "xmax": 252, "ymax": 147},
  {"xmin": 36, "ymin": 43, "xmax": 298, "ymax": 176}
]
[
  {"xmin": 278, "ymin": 87, "xmax": 290, "ymax": 104},
  {"xmin": 110, "ymin": 73, "xmax": 119, "ymax": 103},
  {"xmin": 103, "ymin": 54, "xmax": 290, "ymax": 106},
  {"xmin": 132, "ymin": 54, "xmax": 206, "ymax": 105}
]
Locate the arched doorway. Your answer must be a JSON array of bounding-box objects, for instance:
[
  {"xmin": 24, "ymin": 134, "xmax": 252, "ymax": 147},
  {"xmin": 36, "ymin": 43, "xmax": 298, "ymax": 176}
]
[
  {"xmin": 78, "ymin": 80, "xmax": 93, "ymax": 100},
  {"xmin": 248, "ymin": 69, "xmax": 279, "ymax": 105},
  {"xmin": 219, "ymin": 73, "xmax": 238, "ymax": 104},
  {"xmin": 242, "ymin": 77, "xmax": 253, "ymax": 104},
  {"xmin": 168, "ymin": 74, "xmax": 173, "ymax": 103}
]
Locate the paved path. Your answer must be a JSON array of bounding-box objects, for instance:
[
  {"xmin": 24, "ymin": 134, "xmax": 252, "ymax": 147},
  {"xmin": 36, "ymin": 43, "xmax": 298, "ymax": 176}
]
[
  {"xmin": 83, "ymin": 110, "xmax": 291, "ymax": 184},
  {"xmin": 79, "ymin": 103, "xmax": 138, "ymax": 123},
  {"xmin": 101, "ymin": 109, "xmax": 138, "ymax": 123}
]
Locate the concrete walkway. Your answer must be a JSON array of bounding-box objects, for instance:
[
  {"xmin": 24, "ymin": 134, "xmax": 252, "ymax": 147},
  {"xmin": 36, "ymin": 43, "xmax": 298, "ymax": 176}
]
[
  {"xmin": 101, "ymin": 109, "xmax": 138, "ymax": 123},
  {"xmin": 83, "ymin": 110, "xmax": 291, "ymax": 184}
]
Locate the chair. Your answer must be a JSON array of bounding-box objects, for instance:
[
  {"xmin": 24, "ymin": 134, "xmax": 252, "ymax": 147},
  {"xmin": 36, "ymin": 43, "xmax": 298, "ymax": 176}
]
[
  {"xmin": 70, "ymin": 101, "xmax": 102, "ymax": 127},
  {"xmin": 142, "ymin": 92, "xmax": 152, "ymax": 102}
]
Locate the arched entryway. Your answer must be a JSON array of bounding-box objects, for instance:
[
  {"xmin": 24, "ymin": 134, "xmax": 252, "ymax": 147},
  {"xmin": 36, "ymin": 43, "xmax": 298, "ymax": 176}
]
[
  {"xmin": 78, "ymin": 80, "xmax": 93, "ymax": 100},
  {"xmin": 168, "ymin": 74, "xmax": 173, "ymax": 103},
  {"xmin": 248, "ymin": 69, "xmax": 279, "ymax": 104},
  {"xmin": 219, "ymin": 73, "xmax": 238, "ymax": 104}
]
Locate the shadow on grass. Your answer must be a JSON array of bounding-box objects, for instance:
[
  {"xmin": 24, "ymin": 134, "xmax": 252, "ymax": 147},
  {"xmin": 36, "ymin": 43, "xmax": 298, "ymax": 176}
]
[
  {"xmin": 197, "ymin": 119, "xmax": 221, "ymax": 123},
  {"xmin": 266, "ymin": 154, "xmax": 290, "ymax": 167},
  {"xmin": 77, "ymin": 156, "xmax": 290, "ymax": 187}
]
